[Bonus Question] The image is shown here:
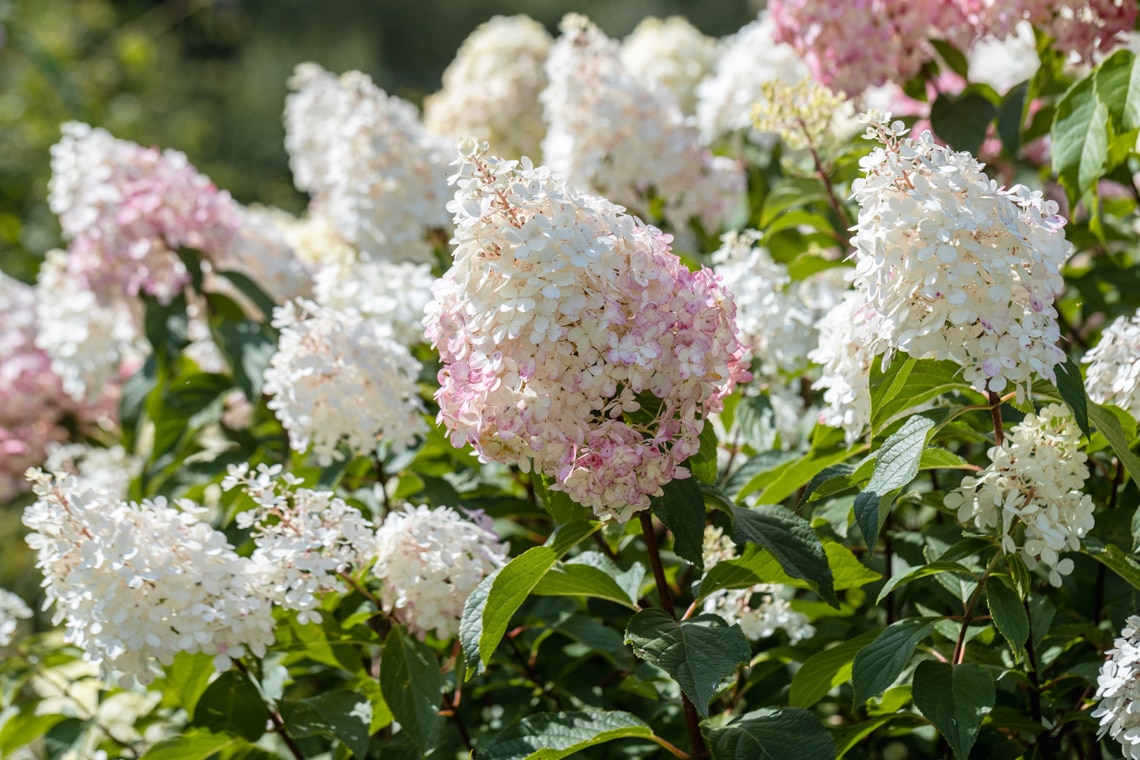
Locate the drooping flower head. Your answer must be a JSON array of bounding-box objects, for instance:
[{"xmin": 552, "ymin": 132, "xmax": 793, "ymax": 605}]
[
  {"xmin": 284, "ymin": 63, "xmax": 452, "ymax": 264},
  {"xmin": 48, "ymin": 122, "xmax": 241, "ymax": 305},
  {"xmin": 372, "ymin": 504, "xmax": 507, "ymax": 640},
  {"xmin": 541, "ymin": 14, "xmax": 744, "ymax": 232},
  {"xmin": 849, "ymin": 112, "xmax": 1069, "ymax": 398},
  {"xmin": 1083, "ymin": 309, "xmax": 1140, "ymax": 421},
  {"xmin": 425, "ymin": 141, "xmax": 750, "ymax": 520},
  {"xmin": 23, "ymin": 470, "xmax": 275, "ymax": 686},
  {"xmin": 1093, "ymin": 614, "xmax": 1140, "ymax": 759},
  {"xmin": 944, "ymin": 404, "xmax": 1093, "ymax": 586},
  {"xmin": 424, "ymin": 15, "xmax": 552, "ymax": 161},
  {"xmin": 263, "ymin": 300, "xmax": 427, "ymax": 466}
]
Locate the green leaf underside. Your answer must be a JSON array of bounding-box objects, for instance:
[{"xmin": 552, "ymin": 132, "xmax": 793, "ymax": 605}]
[
  {"xmin": 477, "ymin": 710, "xmax": 653, "ymax": 760},
  {"xmin": 624, "ymin": 610, "xmax": 750, "ymax": 718},
  {"xmin": 1052, "ymin": 75, "xmax": 1109, "ymax": 201}
]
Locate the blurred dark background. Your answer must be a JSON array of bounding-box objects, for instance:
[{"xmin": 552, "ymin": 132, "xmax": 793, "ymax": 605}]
[{"xmin": 0, "ymin": 0, "xmax": 755, "ymax": 282}]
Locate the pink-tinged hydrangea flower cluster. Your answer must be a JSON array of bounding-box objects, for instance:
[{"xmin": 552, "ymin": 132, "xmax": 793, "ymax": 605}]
[
  {"xmin": 700, "ymin": 526, "xmax": 815, "ymax": 643},
  {"xmin": 48, "ymin": 122, "xmax": 240, "ymax": 305},
  {"xmin": 808, "ymin": 292, "xmax": 881, "ymax": 445},
  {"xmin": 263, "ymin": 300, "xmax": 426, "ymax": 466},
  {"xmin": 1083, "ymin": 309, "xmax": 1140, "ymax": 421},
  {"xmin": 1093, "ymin": 614, "xmax": 1140, "ymax": 759},
  {"xmin": 424, "ymin": 15, "xmax": 552, "ymax": 161},
  {"xmin": 0, "ymin": 588, "xmax": 32, "ymax": 647},
  {"xmin": 285, "ymin": 63, "xmax": 451, "ymax": 264},
  {"xmin": 620, "ymin": 16, "xmax": 719, "ymax": 116},
  {"xmin": 372, "ymin": 505, "xmax": 507, "ymax": 640},
  {"xmin": 695, "ymin": 14, "xmax": 809, "ymax": 145},
  {"xmin": 23, "ymin": 470, "xmax": 276, "ymax": 686},
  {"xmin": 944, "ymin": 404, "xmax": 1093, "ymax": 587},
  {"xmin": 223, "ymin": 463, "xmax": 377, "ymax": 626},
  {"xmin": 541, "ymin": 14, "xmax": 745, "ymax": 232},
  {"xmin": 425, "ymin": 142, "xmax": 750, "ymax": 521},
  {"xmin": 849, "ymin": 113, "xmax": 1069, "ymax": 398}
]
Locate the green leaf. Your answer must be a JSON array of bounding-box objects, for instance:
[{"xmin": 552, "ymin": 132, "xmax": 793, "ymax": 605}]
[
  {"xmin": 650, "ymin": 477, "xmax": 707, "ymax": 570},
  {"xmin": 876, "ymin": 561, "xmax": 977, "ymax": 604},
  {"xmin": 872, "ymin": 360, "xmax": 968, "ymax": 432},
  {"xmin": 1055, "ymin": 354, "xmax": 1089, "ymax": 438},
  {"xmin": 215, "ymin": 320, "xmax": 275, "ymax": 400},
  {"xmin": 464, "ymin": 521, "xmax": 598, "ymax": 669},
  {"xmin": 1094, "ymin": 49, "xmax": 1140, "ymax": 131},
  {"xmin": 534, "ymin": 474, "xmax": 592, "ymax": 524},
  {"xmin": 215, "ymin": 268, "xmax": 280, "ymax": 321},
  {"xmin": 918, "ymin": 448, "xmax": 971, "ymax": 470},
  {"xmin": 141, "ymin": 730, "xmax": 243, "ymax": 759},
  {"xmin": 380, "ymin": 625, "xmax": 443, "ymax": 754},
  {"xmin": 789, "ymin": 630, "xmax": 881, "ymax": 708},
  {"xmin": 912, "ymin": 661, "xmax": 995, "ymax": 760},
  {"xmin": 855, "ymin": 416, "xmax": 935, "ymax": 547},
  {"xmin": 1052, "ymin": 75, "xmax": 1109, "ymax": 202},
  {"xmin": 759, "ymin": 177, "xmax": 829, "ymax": 227},
  {"xmin": 691, "ymin": 420, "xmax": 720, "ymax": 483},
  {"xmin": 0, "ymin": 705, "xmax": 67, "ymax": 755},
  {"xmin": 533, "ymin": 552, "xmax": 643, "ymax": 609},
  {"xmin": 279, "ymin": 690, "xmax": 372, "ymax": 758},
  {"xmin": 478, "ymin": 710, "xmax": 653, "ymax": 760},
  {"xmin": 700, "ymin": 541, "xmax": 878, "ymax": 599},
  {"xmin": 800, "ymin": 463, "xmax": 857, "ymax": 505},
  {"xmin": 731, "ymin": 504, "xmax": 836, "ymax": 607},
  {"xmin": 930, "ymin": 90, "xmax": 998, "ymax": 154},
  {"xmin": 986, "ymin": 577, "xmax": 1029, "ymax": 657},
  {"xmin": 727, "ymin": 450, "xmax": 801, "ymax": 500},
  {"xmin": 703, "ymin": 707, "xmax": 836, "ymax": 760},
  {"xmin": 735, "ymin": 394, "xmax": 778, "ymax": 452},
  {"xmin": 852, "ymin": 618, "xmax": 939, "ymax": 706},
  {"xmin": 158, "ymin": 651, "xmax": 216, "ymax": 713},
  {"xmin": 754, "ymin": 445, "xmax": 862, "ymax": 506},
  {"xmin": 624, "ymin": 610, "xmax": 750, "ymax": 718},
  {"xmin": 1085, "ymin": 540, "xmax": 1140, "ymax": 590},
  {"xmin": 1088, "ymin": 402, "xmax": 1140, "ymax": 484},
  {"xmin": 997, "ymin": 81, "xmax": 1029, "ymax": 157},
  {"xmin": 191, "ymin": 669, "xmax": 269, "ymax": 743}
]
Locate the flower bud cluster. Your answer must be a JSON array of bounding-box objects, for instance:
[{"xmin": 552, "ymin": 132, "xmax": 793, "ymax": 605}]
[
  {"xmin": 700, "ymin": 526, "xmax": 815, "ymax": 643},
  {"xmin": 264, "ymin": 300, "xmax": 426, "ymax": 466},
  {"xmin": 1093, "ymin": 614, "xmax": 1140, "ymax": 759},
  {"xmin": 424, "ymin": 15, "xmax": 552, "ymax": 161},
  {"xmin": 372, "ymin": 504, "xmax": 507, "ymax": 640},
  {"xmin": 1083, "ymin": 309, "xmax": 1140, "ymax": 421},
  {"xmin": 944, "ymin": 404, "xmax": 1093, "ymax": 586},
  {"xmin": 285, "ymin": 63, "xmax": 451, "ymax": 264},
  {"xmin": 541, "ymin": 14, "xmax": 744, "ymax": 232},
  {"xmin": 48, "ymin": 122, "xmax": 240, "ymax": 305},
  {"xmin": 23, "ymin": 470, "xmax": 276, "ymax": 686},
  {"xmin": 425, "ymin": 142, "xmax": 749, "ymax": 520},
  {"xmin": 850, "ymin": 112, "xmax": 1069, "ymax": 398}
]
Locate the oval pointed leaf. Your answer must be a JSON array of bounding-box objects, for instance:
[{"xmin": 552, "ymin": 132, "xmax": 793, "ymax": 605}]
[
  {"xmin": 1094, "ymin": 49, "xmax": 1140, "ymax": 131},
  {"xmin": 142, "ymin": 730, "xmax": 244, "ymax": 759},
  {"xmin": 703, "ymin": 707, "xmax": 836, "ymax": 760},
  {"xmin": 651, "ymin": 477, "xmax": 708, "ymax": 570},
  {"xmin": 855, "ymin": 416, "xmax": 935, "ymax": 548},
  {"xmin": 912, "ymin": 661, "xmax": 995, "ymax": 760},
  {"xmin": 624, "ymin": 610, "xmax": 750, "ymax": 718},
  {"xmin": 986, "ymin": 578, "xmax": 1028, "ymax": 657},
  {"xmin": 380, "ymin": 625, "xmax": 443, "ymax": 754},
  {"xmin": 1089, "ymin": 402, "xmax": 1140, "ymax": 485},
  {"xmin": 789, "ymin": 630, "xmax": 881, "ymax": 708},
  {"xmin": 852, "ymin": 617, "xmax": 940, "ymax": 706},
  {"xmin": 479, "ymin": 710, "xmax": 653, "ymax": 760},
  {"xmin": 191, "ymin": 670, "xmax": 268, "ymax": 743},
  {"xmin": 1052, "ymin": 75, "xmax": 1109, "ymax": 202},
  {"xmin": 731, "ymin": 504, "xmax": 836, "ymax": 606},
  {"xmin": 533, "ymin": 554, "xmax": 641, "ymax": 609}
]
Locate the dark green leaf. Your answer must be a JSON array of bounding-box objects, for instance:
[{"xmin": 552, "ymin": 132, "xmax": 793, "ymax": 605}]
[
  {"xmin": 691, "ymin": 419, "xmax": 720, "ymax": 483},
  {"xmin": 855, "ymin": 416, "xmax": 935, "ymax": 547},
  {"xmin": 534, "ymin": 474, "xmax": 592, "ymax": 524},
  {"xmin": 1052, "ymin": 75, "xmax": 1109, "ymax": 202},
  {"xmin": 624, "ymin": 610, "xmax": 750, "ymax": 718},
  {"xmin": 651, "ymin": 477, "xmax": 707, "ymax": 570},
  {"xmin": 735, "ymin": 394, "xmax": 778, "ymax": 452},
  {"xmin": 703, "ymin": 707, "xmax": 836, "ymax": 760},
  {"xmin": 789, "ymin": 630, "xmax": 880, "ymax": 708},
  {"xmin": 279, "ymin": 690, "xmax": 372, "ymax": 757},
  {"xmin": 380, "ymin": 625, "xmax": 443, "ymax": 754},
  {"xmin": 215, "ymin": 320, "xmax": 275, "ymax": 400},
  {"xmin": 997, "ymin": 81, "xmax": 1029, "ymax": 157},
  {"xmin": 799, "ymin": 463, "xmax": 856, "ymax": 506},
  {"xmin": 1085, "ymin": 540, "xmax": 1140, "ymax": 590},
  {"xmin": 141, "ymin": 730, "xmax": 243, "ymax": 759},
  {"xmin": 726, "ymin": 450, "xmax": 801, "ymax": 500},
  {"xmin": 1088, "ymin": 402, "xmax": 1140, "ymax": 484},
  {"xmin": 478, "ymin": 710, "xmax": 653, "ymax": 760},
  {"xmin": 731, "ymin": 504, "xmax": 836, "ymax": 606},
  {"xmin": 986, "ymin": 577, "xmax": 1029, "ymax": 657},
  {"xmin": 876, "ymin": 561, "xmax": 977, "ymax": 604},
  {"xmin": 459, "ymin": 569, "xmax": 498, "ymax": 678},
  {"xmin": 930, "ymin": 91, "xmax": 998, "ymax": 156},
  {"xmin": 1055, "ymin": 355, "xmax": 1089, "ymax": 438},
  {"xmin": 215, "ymin": 268, "xmax": 280, "ymax": 321},
  {"xmin": 852, "ymin": 617, "xmax": 940, "ymax": 706},
  {"xmin": 191, "ymin": 669, "xmax": 269, "ymax": 743},
  {"xmin": 872, "ymin": 360, "xmax": 968, "ymax": 432},
  {"xmin": 912, "ymin": 661, "xmax": 995, "ymax": 760},
  {"xmin": 533, "ymin": 552, "xmax": 643, "ymax": 609}
]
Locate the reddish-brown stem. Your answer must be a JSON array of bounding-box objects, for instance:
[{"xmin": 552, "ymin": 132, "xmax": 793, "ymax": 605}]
[{"xmin": 987, "ymin": 391, "xmax": 1004, "ymax": 447}]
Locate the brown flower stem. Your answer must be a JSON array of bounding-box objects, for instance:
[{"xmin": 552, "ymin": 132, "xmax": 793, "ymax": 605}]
[{"xmin": 987, "ymin": 391, "xmax": 1004, "ymax": 447}]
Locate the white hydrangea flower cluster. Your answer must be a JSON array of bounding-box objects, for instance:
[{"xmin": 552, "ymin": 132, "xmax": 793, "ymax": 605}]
[
  {"xmin": 0, "ymin": 588, "xmax": 32, "ymax": 647},
  {"xmin": 712, "ymin": 230, "xmax": 835, "ymax": 381},
  {"xmin": 34, "ymin": 250, "xmax": 144, "ymax": 403},
  {"xmin": 23, "ymin": 470, "xmax": 275, "ymax": 686},
  {"xmin": 278, "ymin": 211, "xmax": 359, "ymax": 271},
  {"xmin": 210, "ymin": 205, "xmax": 314, "ymax": 304},
  {"xmin": 223, "ymin": 463, "xmax": 377, "ymax": 625},
  {"xmin": 808, "ymin": 292, "xmax": 882, "ymax": 445},
  {"xmin": 424, "ymin": 15, "xmax": 552, "ymax": 161},
  {"xmin": 284, "ymin": 63, "xmax": 451, "ymax": 264},
  {"xmin": 849, "ymin": 112, "xmax": 1069, "ymax": 397},
  {"xmin": 944, "ymin": 404, "xmax": 1093, "ymax": 587},
  {"xmin": 541, "ymin": 14, "xmax": 745, "ymax": 232},
  {"xmin": 425, "ymin": 142, "xmax": 750, "ymax": 521},
  {"xmin": 372, "ymin": 504, "xmax": 508, "ymax": 640},
  {"xmin": 700, "ymin": 526, "xmax": 815, "ymax": 643},
  {"xmin": 1093, "ymin": 614, "xmax": 1140, "ymax": 759},
  {"xmin": 264, "ymin": 300, "xmax": 427, "ymax": 466},
  {"xmin": 43, "ymin": 443, "xmax": 139, "ymax": 500},
  {"xmin": 695, "ymin": 14, "xmax": 809, "ymax": 145},
  {"xmin": 313, "ymin": 258, "xmax": 435, "ymax": 346},
  {"xmin": 620, "ymin": 16, "xmax": 719, "ymax": 116},
  {"xmin": 1083, "ymin": 309, "xmax": 1140, "ymax": 421}
]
